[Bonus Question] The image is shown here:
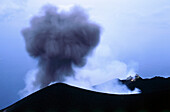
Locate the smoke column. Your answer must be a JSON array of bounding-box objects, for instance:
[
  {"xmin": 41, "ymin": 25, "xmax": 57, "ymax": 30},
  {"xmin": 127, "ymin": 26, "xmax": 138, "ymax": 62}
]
[
  {"xmin": 21, "ymin": 5, "xmax": 101, "ymax": 89},
  {"xmin": 20, "ymin": 4, "xmax": 140, "ymax": 97}
]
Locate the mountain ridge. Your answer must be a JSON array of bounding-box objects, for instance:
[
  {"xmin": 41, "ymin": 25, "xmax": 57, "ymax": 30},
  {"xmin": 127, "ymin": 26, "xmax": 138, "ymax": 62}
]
[{"xmin": 2, "ymin": 77, "xmax": 170, "ymax": 112}]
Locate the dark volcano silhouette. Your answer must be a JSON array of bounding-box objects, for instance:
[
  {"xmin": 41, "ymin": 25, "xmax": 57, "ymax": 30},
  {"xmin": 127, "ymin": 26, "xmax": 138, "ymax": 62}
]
[
  {"xmin": 2, "ymin": 77, "xmax": 170, "ymax": 112},
  {"xmin": 121, "ymin": 76, "xmax": 170, "ymax": 94}
]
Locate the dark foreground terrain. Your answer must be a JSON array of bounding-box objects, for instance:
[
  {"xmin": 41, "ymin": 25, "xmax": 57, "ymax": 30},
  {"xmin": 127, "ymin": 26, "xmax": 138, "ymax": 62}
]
[{"xmin": 1, "ymin": 77, "xmax": 170, "ymax": 112}]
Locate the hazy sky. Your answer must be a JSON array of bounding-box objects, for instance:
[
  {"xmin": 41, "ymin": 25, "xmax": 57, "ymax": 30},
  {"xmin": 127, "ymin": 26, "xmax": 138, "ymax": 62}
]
[{"xmin": 1, "ymin": 0, "xmax": 170, "ymax": 109}]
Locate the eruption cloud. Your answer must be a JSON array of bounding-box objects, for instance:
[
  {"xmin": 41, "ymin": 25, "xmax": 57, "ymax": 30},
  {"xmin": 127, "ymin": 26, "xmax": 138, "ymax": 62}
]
[
  {"xmin": 22, "ymin": 5, "xmax": 100, "ymax": 89},
  {"xmin": 20, "ymin": 5, "xmax": 140, "ymax": 97}
]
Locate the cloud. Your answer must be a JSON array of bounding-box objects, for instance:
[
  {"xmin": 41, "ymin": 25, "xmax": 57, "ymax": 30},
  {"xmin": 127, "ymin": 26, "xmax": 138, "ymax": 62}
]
[
  {"xmin": 1, "ymin": 0, "xmax": 170, "ymax": 98},
  {"xmin": 19, "ymin": 4, "xmax": 140, "ymax": 97}
]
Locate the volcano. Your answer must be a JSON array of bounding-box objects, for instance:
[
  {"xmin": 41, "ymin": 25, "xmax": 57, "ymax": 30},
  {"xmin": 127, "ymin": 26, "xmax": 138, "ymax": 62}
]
[{"xmin": 2, "ymin": 77, "xmax": 170, "ymax": 112}]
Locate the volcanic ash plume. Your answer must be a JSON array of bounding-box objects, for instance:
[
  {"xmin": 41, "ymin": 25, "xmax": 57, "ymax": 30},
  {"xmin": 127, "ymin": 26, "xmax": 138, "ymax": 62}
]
[{"xmin": 21, "ymin": 5, "xmax": 101, "ymax": 90}]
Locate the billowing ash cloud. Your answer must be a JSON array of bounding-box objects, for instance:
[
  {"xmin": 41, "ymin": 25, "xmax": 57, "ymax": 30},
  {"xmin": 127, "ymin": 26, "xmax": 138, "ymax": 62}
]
[{"xmin": 21, "ymin": 5, "xmax": 101, "ymax": 89}]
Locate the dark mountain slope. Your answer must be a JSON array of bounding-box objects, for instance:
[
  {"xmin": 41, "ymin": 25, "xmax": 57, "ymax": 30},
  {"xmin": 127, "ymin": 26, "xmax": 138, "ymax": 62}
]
[
  {"xmin": 122, "ymin": 76, "xmax": 170, "ymax": 93},
  {"xmin": 2, "ymin": 77, "xmax": 170, "ymax": 112}
]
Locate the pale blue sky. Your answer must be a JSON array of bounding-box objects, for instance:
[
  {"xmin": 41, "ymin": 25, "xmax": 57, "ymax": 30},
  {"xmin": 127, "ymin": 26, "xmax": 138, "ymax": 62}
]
[{"xmin": 1, "ymin": 0, "xmax": 170, "ymax": 109}]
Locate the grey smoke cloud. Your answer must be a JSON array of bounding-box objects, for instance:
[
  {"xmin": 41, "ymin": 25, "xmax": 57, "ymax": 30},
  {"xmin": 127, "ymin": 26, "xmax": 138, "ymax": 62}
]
[{"xmin": 21, "ymin": 5, "xmax": 101, "ymax": 88}]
